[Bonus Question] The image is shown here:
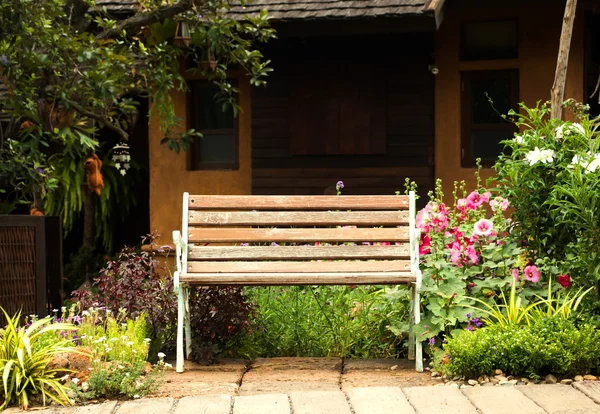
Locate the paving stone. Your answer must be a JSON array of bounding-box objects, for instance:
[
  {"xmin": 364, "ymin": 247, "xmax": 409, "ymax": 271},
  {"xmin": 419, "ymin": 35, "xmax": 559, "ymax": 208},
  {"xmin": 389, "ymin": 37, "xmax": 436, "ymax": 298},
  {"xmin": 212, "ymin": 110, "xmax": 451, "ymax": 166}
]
[
  {"xmin": 240, "ymin": 357, "xmax": 342, "ymax": 396},
  {"xmin": 403, "ymin": 386, "xmax": 478, "ymax": 414},
  {"xmin": 72, "ymin": 402, "xmax": 118, "ymax": 414},
  {"xmin": 233, "ymin": 393, "xmax": 289, "ymax": 414},
  {"xmin": 174, "ymin": 395, "xmax": 231, "ymax": 414},
  {"xmin": 573, "ymin": 381, "xmax": 600, "ymax": 404},
  {"xmin": 114, "ymin": 398, "xmax": 174, "ymax": 414},
  {"xmin": 346, "ymin": 387, "xmax": 415, "ymax": 414},
  {"xmin": 518, "ymin": 384, "xmax": 600, "ymax": 414},
  {"xmin": 462, "ymin": 386, "xmax": 545, "ymax": 414},
  {"xmin": 342, "ymin": 359, "xmax": 441, "ymax": 389},
  {"xmin": 290, "ymin": 390, "xmax": 352, "ymax": 414}
]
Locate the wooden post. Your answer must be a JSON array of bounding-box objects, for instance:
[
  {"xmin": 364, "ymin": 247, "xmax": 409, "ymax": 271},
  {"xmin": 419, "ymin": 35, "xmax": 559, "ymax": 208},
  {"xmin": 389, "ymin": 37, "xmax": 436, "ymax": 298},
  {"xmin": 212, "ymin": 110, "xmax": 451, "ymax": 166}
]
[{"xmin": 550, "ymin": 0, "xmax": 578, "ymax": 120}]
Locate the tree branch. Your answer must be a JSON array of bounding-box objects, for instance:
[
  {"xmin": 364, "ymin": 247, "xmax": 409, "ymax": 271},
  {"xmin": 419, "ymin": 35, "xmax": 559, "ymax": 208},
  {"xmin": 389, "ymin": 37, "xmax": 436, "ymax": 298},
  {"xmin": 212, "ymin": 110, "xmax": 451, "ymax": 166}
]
[
  {"xmin": 68, "ymin": 100, "xmax": 129, "ymax": 140},
  {"xmin": 95, "ymin": 0, "xmax": 194, "ymax": 41}
]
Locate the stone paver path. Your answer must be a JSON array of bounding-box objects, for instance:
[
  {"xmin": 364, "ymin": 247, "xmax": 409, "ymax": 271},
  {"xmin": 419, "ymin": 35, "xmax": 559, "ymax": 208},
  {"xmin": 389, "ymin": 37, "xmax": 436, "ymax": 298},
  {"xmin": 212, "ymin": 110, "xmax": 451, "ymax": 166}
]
[{"xmin": 3, "ymin": 359, "xmax": 600, "ymax": 414}]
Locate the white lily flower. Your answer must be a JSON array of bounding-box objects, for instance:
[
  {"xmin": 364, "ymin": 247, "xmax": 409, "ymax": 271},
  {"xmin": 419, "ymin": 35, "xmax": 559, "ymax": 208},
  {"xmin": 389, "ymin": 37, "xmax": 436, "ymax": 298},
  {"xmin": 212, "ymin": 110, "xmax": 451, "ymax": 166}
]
[{"xmin": 525, "ymin": 147, "xmax": 555, "ymax": 166}]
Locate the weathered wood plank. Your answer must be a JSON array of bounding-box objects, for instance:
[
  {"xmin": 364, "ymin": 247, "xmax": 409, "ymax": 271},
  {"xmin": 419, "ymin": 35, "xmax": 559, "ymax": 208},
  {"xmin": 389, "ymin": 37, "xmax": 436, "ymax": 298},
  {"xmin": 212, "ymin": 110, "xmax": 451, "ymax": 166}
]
[
  {"xmin": 187, "ymin": 260, "xmax": 411, "ymax": 273},
  {"xmin": 188, "ymin": 195, "xmax": 409, "ymax": 210},
  {"xmin": 189, "ymin": 211, "xmax": 410, "ymax": 226},
  {"xmin": 179, "ymin": 272, "xmax": 416, "ymax": 285},
  {"xmin": 188, "ymin": 227, "xmax": 410, "ymax": 243},
  {"xmin": 188, "ymin": 245, "xmax": 410, "ymax": 260}
]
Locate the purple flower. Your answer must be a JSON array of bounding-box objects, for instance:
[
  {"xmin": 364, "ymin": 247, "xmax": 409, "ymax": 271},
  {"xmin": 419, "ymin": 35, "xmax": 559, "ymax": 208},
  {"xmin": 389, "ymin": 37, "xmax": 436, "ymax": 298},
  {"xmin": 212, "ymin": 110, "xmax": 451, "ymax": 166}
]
[
  {"xmin": 336, "ymin": 181, "xmax": 344, "ymax": 189},
  {"xmin": 428, "ymin": 337, "xmax": 436, "ymax": 346},
  {"xmin": 271, "ymin": 242, "xmax": 280, "ymax": 246},
  {"xmin": 466, "ymin": 325, "xmax": 474, "ymax": 331},
  {"xmin": 466, "ymin": 312, "xmax": 472, "ymax": 319},
  {"xmin": 0, "ymin": 55, "xmax": 7, "ymax": 65},
  {"xmin": 472, "ymin": 318, "xmax": 483, "ymax": 328}
]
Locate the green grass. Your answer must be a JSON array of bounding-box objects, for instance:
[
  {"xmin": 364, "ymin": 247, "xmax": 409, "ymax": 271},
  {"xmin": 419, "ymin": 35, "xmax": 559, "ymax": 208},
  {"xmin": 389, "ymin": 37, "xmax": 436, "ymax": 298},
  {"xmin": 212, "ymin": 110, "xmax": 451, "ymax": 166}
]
[{"xmin": 231, "ymin": 285, "xmax": 410, "ymax": 359}]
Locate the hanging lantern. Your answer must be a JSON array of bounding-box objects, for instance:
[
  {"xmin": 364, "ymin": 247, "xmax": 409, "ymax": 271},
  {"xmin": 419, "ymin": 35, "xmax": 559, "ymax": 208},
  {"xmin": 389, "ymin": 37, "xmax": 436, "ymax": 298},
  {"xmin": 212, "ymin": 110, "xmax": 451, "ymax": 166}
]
[
  {"xmin": 112, "ymin": 141, "xmax": 131, "ymax": 176},
  {"xmin": 174, "ymin": 20, "xmax": 191, "ymax": 47}
]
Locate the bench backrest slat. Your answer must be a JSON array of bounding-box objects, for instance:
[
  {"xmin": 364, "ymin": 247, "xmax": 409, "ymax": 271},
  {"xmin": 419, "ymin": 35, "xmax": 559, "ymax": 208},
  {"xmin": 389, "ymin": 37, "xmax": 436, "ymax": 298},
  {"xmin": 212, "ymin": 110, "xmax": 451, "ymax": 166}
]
[
  {"xmin": 188, "ymin": 195, "xmax": 409, "ymax": 210},
  {"xmin": 189, "ymin": 211, "xmax": 410, "ymax": 226},
  {"xmin": 188, "ymin": 227, "xmax": 410, "ymax": 243},
  {"xmin": 188, "ymin": 245, "xmax": 410, "ymax": 261}
]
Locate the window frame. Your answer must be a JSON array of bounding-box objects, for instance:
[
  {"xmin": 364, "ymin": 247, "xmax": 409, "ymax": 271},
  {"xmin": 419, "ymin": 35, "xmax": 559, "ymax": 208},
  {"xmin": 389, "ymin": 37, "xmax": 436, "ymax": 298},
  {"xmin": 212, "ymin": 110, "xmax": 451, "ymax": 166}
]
[
  {"xmin": 460, "ymin": 69, "xmax": 519, "ymax": 168},
  {"xmin": 460, "ymin": 19, "xmax": 519, "ymax": 61},
  {"xmin": 187, "ymin": 80, "xmax": 239, "ymax": 171}
]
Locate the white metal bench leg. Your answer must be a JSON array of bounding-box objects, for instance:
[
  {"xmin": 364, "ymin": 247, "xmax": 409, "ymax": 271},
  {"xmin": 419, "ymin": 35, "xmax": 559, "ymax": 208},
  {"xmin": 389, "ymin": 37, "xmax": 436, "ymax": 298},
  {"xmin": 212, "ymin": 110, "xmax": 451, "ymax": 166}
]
[
  {"xmin": 414, "ymin": 280, "xmax": 423, "ymax": 372},
  {"xmin": 176, "ymin": 279, "xmax": 185, "ymax": 373},
  {"xmin": 408, "ymin": 284, "xmax": 416, "ymax": 361},
  {"xmin": 184, "ymin": 287, "xmax": 192, "ymax": 359}
]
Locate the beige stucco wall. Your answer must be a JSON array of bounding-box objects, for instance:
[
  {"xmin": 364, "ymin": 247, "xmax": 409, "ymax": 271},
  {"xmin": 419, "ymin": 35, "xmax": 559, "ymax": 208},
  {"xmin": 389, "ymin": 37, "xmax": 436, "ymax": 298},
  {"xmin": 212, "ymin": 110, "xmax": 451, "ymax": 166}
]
[
  {"xmin": 434, "ymin": 1, "xmax": 585, "ymax": 199},
  {"xmin": 148, "ymin": 73, "xmax": 252, "ymax": 246}
]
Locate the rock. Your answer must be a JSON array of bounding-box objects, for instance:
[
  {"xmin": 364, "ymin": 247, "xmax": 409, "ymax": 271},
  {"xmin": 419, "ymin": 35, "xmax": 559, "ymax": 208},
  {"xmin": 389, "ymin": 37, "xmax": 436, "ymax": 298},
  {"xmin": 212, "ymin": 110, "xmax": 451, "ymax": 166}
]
[
  {"xmin": 499, "ymin": 379, "xmax": 518, "ymax": 386},
  {"xmin": 522, "ymin": 378, "xmax": 530, "ymax": 384},
  {"xmin": 448, "ymin": 382, "xmax": 459, "ymax": 388},
  {"xmin": 544, "ymin": 374, "xmax": 558, "ymax": 384},
  {"xmin": 516, "ymin": 381, "xmax": 526, "ymax": 386},
  {"xmin": 390, "ymin": 365, "xmax": 398, "ymax": 371},
  {"xmin": 526, "ymin": 382, "xmax": 536, "ymax": 386},
  {"xmin": 48, "ymin": 347, "xmax": 92, "ymax": 381},
  {"xmin": 490, "ymin": 378, "xmax": 499, "ymax": 385},
  {"xmin": 460, "ymin": 384, "xmax": 472, "ymax": 389},
  {"xmin": 482, "ymin": 382, "xmax": 495, "ymax": 387},
  {"xmin": 494, "ymin": 375, "xmax": 508, "ymax": 382},
  {"xmin": 507, "ymin": 376, "xmax": 515, "ymax": 380},
  {"xmin": 560, "ymin": 379, "xmax": 573, "ymax": 385},
  {"xmin": 584, "ymin": 374, "xmax": 598, "ymax": 381},
  {"xmin": 81, "ymin": 381, "xmax": 90, "ymax": 392},
  {"xmin": 468, "ymin": 379, "xmax": 478, "ymax": 386},
  {"xmin": 431, "ymin": 371, "xmax": 439, "ymax": 378},
  {"xmin": 574, "ymin": 375, "xmax": 584, "ymax": 382},
  {"xmin": 495, "ymin": 369, "xmax": 503, "ymax": 375}
]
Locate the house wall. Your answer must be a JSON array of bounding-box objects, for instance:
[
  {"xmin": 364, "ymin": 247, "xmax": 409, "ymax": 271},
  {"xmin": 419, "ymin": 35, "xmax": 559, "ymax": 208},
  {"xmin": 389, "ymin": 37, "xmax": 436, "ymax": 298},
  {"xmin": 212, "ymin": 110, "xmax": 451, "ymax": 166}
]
[
  {"xmin": 435, "ymin": 1, "xmax": 586, "ymax": 198},
  {"xmin": 148, "ymin": 73, "xmax": 252, "ymax": 246}
]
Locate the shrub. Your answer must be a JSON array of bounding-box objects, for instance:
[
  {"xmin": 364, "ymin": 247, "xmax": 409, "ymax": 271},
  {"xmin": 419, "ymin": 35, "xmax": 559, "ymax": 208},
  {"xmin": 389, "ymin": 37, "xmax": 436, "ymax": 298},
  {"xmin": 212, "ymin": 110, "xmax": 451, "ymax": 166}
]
[
  {"xmin": 0, "ymin": 308, "xmax": 77, "ymax": 410},
  {"xmin": 437, "ymin": 317, "xmax": 600, "ymax": 378},
  {"xmin": 494, "ymin": 100, "xmax": 600, "ymax": 298},
  {"xmin": 234, "ymin": 285, "xmax": 407, "ymax": 359},
  {"xmin": 72, "ymin": 236, "xmax": 253, "ymax": 362}
]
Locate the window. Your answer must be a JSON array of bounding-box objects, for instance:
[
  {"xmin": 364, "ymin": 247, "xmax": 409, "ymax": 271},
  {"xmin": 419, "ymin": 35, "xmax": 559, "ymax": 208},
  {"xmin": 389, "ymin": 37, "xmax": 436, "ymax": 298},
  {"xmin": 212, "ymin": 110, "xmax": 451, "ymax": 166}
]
[
  {"xmin": 188, "ymin": 81, "xmax": 238, "ymax": 170},
  {"xmin": 461, "ymin": 70, "xmax": 519, "ymax": 167},
  {"xmin": 461, "ymin": 20, "xmax": 518, "ymax": 61}
]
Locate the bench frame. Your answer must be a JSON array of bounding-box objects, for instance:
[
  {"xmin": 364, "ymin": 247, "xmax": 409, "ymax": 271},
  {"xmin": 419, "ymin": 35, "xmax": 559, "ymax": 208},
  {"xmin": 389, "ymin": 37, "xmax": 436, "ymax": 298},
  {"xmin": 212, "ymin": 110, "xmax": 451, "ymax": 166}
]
[{"xmin": 173, "ymin": 192, "xmax": 423, "ymax": 373}]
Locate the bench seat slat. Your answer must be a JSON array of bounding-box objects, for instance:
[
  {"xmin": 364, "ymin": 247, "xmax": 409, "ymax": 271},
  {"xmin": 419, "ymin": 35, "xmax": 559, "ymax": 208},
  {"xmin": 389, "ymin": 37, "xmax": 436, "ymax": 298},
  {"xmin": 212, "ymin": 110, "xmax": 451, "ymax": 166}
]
[
  {"xmin": 189, "ymin": 211, "xmax": 410, "ymax": 226},
  {"xmin": 179, "ymin": 272, "xmax": 417, "ymax": 285},
  {"xmin": 188, "ymin": 245, "xmax": 410, "ymax": 260},
  {"xmin": 188, "ymin": 227, "xmax": 410, "ymax": 243},
  {"xmin": 188, "ymin": 195, "xmax": 409, "ymax": 210},
  {"xmin": 187, "ymin": 260, "xmax": 411, "ymax": 273}
]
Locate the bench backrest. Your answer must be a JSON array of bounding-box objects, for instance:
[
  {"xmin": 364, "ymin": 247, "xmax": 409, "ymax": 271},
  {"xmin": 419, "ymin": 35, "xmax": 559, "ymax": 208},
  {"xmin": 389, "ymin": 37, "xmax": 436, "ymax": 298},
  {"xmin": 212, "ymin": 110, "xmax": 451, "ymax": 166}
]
[{"xmin": 175, "ymin": 193, "xmax": 419, "ymax": 285}]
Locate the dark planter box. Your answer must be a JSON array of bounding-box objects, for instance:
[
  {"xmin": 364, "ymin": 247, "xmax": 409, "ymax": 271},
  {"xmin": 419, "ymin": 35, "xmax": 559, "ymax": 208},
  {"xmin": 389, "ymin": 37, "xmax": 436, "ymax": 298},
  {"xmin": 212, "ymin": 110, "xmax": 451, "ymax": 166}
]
[{"xmin": 0, "ymin": 216, "xmax": 63, "ymax": 326}]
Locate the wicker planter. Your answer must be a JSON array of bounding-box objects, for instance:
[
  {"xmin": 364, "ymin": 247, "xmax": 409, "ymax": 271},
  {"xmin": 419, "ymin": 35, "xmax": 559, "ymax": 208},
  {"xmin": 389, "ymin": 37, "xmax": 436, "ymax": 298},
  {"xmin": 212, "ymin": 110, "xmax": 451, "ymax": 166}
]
[{"xmin": 0, "ymin": 216, "xmax": 63, "ymax": 326}]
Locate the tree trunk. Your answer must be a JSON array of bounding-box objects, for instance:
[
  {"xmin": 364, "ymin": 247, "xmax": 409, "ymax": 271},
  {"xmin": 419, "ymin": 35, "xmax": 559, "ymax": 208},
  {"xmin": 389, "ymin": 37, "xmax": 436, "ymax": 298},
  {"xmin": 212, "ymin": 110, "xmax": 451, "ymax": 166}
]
[
  {"xmin": 82, "ymin": 184, "xmax": 95, "ymax": 249},
  {"xmin": 550, "ymin": 0, "xmax": 578, "ymax": 120}
]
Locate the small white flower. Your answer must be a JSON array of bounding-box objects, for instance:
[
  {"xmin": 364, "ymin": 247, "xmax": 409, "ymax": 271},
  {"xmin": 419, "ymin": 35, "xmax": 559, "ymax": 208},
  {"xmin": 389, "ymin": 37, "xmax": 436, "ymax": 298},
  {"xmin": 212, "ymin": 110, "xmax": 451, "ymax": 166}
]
[
  {"xmin": 110, "ymin": 337, "xmax": 118, "ymax": 342},
  {"xmin": 127, "ymin": 341, "xmax": 134, "ymax": 346},
  {"xmin": 555, "ymin": 125, "xmax": 565, "ymax": 139},
  {"xmin": 164, "ymin": 363, "xmax": 173, "ymax": 368},
  {"xmin": 82, "ymin": 310, "xmax": 89, "ymax": 316},
  {"xmin": 105, "ymin": 347, "xmax": 112, "ymax": 352},
  {"xmin": 71, "ymin": 378, "xmax": 80, "ymax": 384},
  {"xmin": 81, "ymin": 334, "xmax": 87, "ymax": 339},
  {"xmin": 115, "ymin": 162, "xmax": 121, "ymax": 169},
  {"xmin": 120, "ymin": 169, "xmax": 126, "ymax": 176},
  {"xmin": 121, "ymin": 335, "xmax": 127, "ymax": 340},
  {"xmin": 61, "ymin": 306, "xmax": 67, "ymax": 313},
  {"xmin": 60, "ymin": 374, "xmax": 70, "ymax": 382},
  {"xmin": 118, "ymin": 365, "xmax": 124, "ymax": 369},
  {"xmin": 525, "ymin": 147, "xmax": 555, "ymax": 166},
  {"xmin": 144, "ymin": 338, "xmax": 151, "ymax": 342},
  {"xmin": 513, "ymin": 135, "xmax": 524, "ymax": 144},
  {"xmin": 570, "ymin": 122, "xmax": 586, "ymax": 136},
  {"xmin": 157, "ymin": 352, "xmax": 166, "ymax": 359}
]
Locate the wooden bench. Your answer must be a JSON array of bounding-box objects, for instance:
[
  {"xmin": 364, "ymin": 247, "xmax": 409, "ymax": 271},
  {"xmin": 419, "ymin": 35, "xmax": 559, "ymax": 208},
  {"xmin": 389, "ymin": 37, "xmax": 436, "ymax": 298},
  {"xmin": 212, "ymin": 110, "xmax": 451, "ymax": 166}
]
[{"xmin": 172, "ymin": 193, "xmax": 423, "ymax": 373}]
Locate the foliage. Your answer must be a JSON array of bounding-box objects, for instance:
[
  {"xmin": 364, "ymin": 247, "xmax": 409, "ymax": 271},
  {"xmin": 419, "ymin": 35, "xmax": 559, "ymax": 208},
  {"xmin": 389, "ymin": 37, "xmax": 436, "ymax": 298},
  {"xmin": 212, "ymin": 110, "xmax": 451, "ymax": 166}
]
[
  {"xmin": 233, "ymin": 285, "xmax": 407, "ymax": 359},
  {"xmin": 406, "ymin": 174, "xmax": 547, "ymax": 344},
  {"xmin": 71, "ymin": 237, "xmax": 253, "ymax": 363},
  {"xmin": 0, "ymin": 308, "xmax": 77, "ymax": 410},
  {"xmin": 494, "ymin": 100, "xmax": 600, "ymax": 298},
  {"xmin": 436, "ymin": 317, "xmax": 600, "ymax": 378},
  {"xmin": 44, "ymin": 152, "xmax": 139, "ymax": 252},
  {"xmin": 467, "ymin": 277, "xmax": 591, "ymax": 327},
  {"xmin": 0, "ymin": 0, "xmax": 274, "ymax": 239}
]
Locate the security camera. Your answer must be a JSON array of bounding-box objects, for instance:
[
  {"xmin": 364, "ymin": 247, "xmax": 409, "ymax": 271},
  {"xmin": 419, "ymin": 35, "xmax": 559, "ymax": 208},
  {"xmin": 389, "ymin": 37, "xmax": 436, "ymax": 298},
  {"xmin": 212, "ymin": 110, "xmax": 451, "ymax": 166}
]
[{"xmin": 429, "ymin": 65, "xmax": 439, "ymax": 75}]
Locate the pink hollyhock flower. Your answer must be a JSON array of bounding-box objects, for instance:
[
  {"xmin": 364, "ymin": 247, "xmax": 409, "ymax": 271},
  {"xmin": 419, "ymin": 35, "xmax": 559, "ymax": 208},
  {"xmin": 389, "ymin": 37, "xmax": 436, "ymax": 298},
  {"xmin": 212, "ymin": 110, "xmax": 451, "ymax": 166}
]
[
  {"xmin": 416, "ymin": 205, "xmax": 431, "ymax": 232},
  {"xmin": 473, "ymin": 219, "xmax": 494, "ymax": 236},
  {"xmin": 449, "ymin": 242, "xmax": 462, "ymax": 265},
  {"xmin": 466, "ymin": 191, "xmax": 484, "ymax": 208},
  {"xmin": 480, "ymin": 192, "xmax": 492, "ymax": 203},
  {"xmin": 557, "ymin": 274, "xmax": 571, "ymax": 288},
  {"xmin": 511, "ymin": 268, "xmax": 520, "ymax": 281},
  {"xmin": 490, "ymin": 196, "xmax": 510, "ymax": 212},
  {"xmin": 466, "ymin": 245, "xmax": 479, "ymax": 264},
  {"xmin": 523, "ymin": 265, "xmax": 541, "ymax": 283},
  {"xmin": 419, "ymin": 234, "xmax": 431, "ymax": 255},
  {"xmin": 456, "ymin": 198, "xmax": 467, "ymax": 210}
]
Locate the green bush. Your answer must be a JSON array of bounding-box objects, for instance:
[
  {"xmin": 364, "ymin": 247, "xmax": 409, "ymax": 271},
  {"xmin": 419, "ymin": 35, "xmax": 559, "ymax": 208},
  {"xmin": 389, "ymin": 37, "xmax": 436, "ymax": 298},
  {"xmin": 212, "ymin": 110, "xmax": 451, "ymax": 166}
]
[
  {"xmin": 0, "ymin": 309, "xmax": 77, "ymax": 410},
  {"xmin": 233, "ymin": 285, "xmax": 408, "ymax": 359},
  {"xmin": 436, "ymin": 317, "xmax": 600, "ymax": 378}
]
